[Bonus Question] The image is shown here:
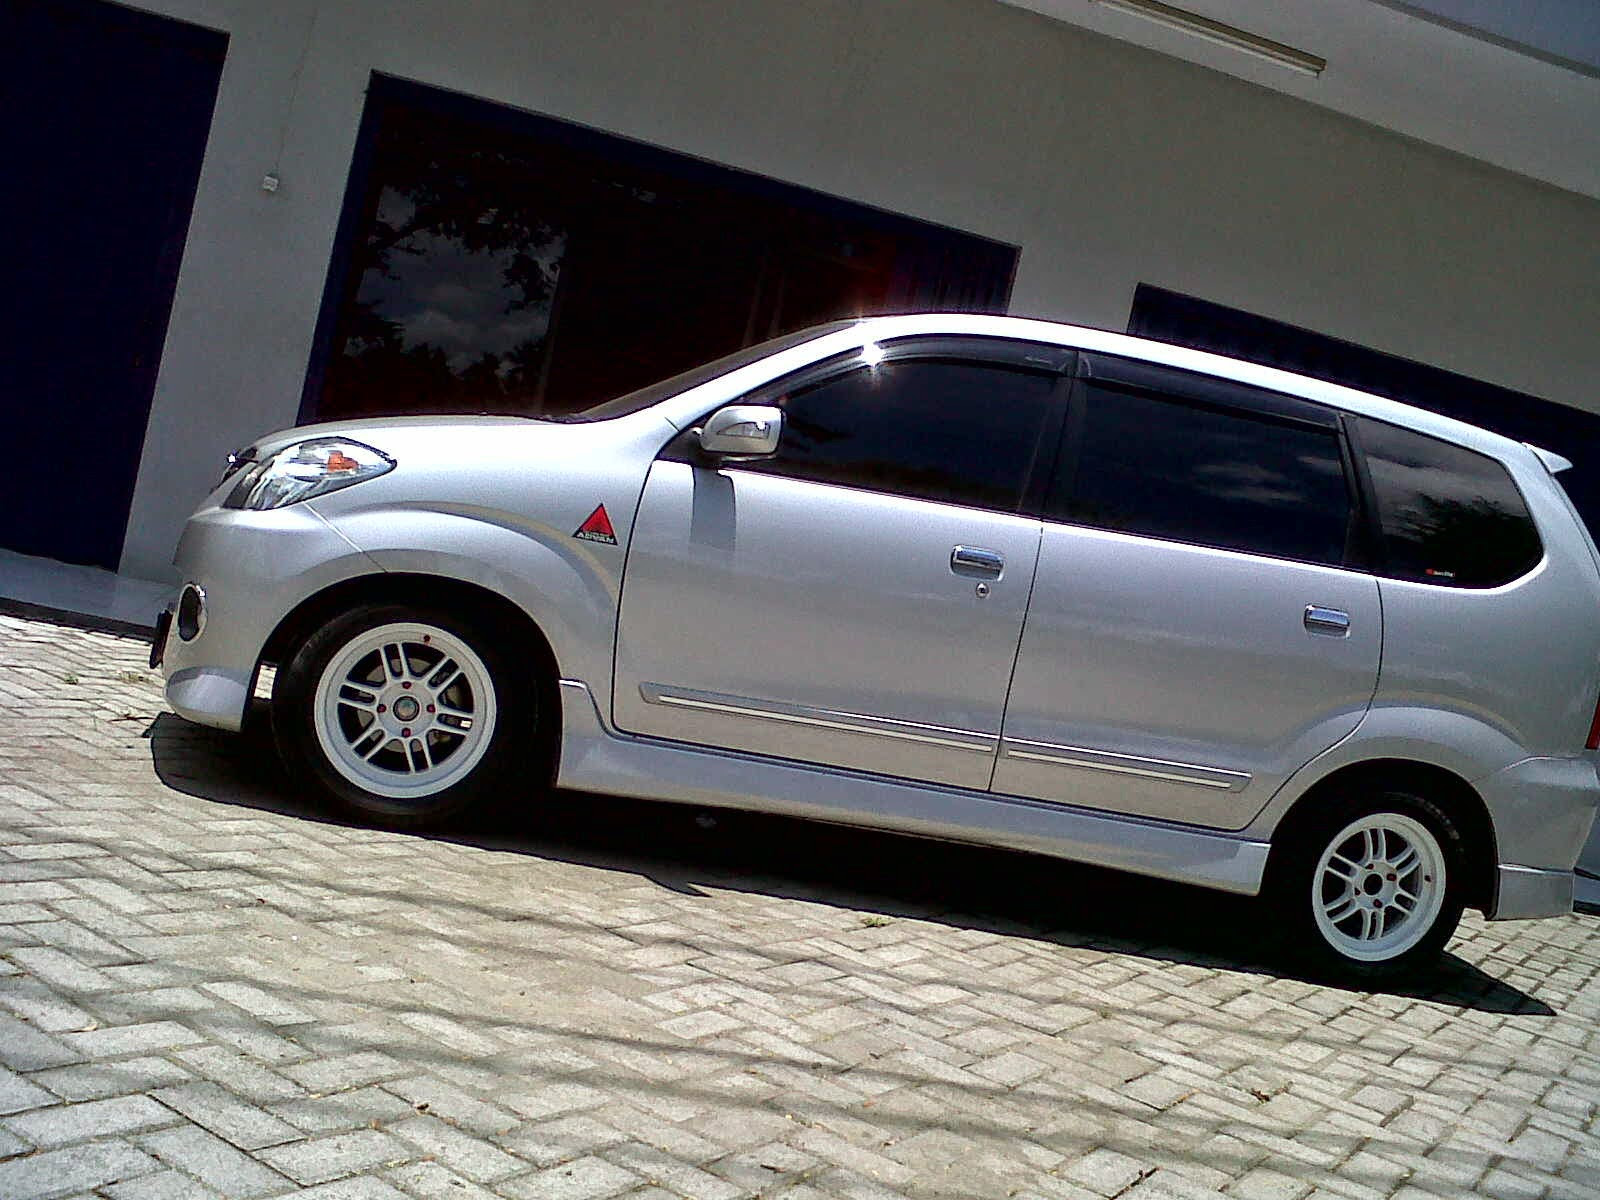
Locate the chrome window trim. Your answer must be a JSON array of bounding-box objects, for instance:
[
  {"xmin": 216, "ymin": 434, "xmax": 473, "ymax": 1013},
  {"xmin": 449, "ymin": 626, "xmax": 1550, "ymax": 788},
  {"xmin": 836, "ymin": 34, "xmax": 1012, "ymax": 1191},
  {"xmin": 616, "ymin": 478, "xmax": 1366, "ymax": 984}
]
[
  {"xmin": 1001, "ymin": 738, "xmax": 1251, "ymax": 791},
  {"xmin": 639, "ymin": 683, "xmax": 997, "ymax": 754}
]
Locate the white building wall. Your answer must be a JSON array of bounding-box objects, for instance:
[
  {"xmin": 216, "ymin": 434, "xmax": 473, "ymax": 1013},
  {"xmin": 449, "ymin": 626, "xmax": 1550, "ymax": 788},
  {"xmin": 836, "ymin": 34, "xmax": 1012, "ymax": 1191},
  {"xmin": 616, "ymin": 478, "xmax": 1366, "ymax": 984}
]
[{"xmin": 119, "ymin": 0, "xmax": 1600, "ymax": 580}]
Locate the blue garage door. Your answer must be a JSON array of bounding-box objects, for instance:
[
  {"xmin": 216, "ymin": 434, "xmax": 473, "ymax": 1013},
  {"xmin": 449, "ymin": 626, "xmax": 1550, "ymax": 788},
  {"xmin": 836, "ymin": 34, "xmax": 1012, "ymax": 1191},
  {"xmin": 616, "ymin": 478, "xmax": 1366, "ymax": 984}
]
[{"xmin": 0, "ymin": 0, "xmax": 226, "ymax": 569}]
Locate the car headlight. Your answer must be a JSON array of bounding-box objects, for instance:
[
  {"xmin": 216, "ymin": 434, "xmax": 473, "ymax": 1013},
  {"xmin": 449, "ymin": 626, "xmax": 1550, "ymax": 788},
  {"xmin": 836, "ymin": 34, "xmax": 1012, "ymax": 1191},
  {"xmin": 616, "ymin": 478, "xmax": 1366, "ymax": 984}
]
[
  {"xmin": 215, "ymin": 445, "xmax": 257, "ymax": 491},
  {"xmin": 223, "ymin": 438, "xmax": 394, "ymax": 511}
]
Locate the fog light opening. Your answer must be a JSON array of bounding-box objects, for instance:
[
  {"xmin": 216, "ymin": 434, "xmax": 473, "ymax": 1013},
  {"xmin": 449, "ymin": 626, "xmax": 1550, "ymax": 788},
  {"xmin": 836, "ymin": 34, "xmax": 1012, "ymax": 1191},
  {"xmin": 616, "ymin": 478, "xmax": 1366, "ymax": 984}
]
[{"xmin": 176, "ymin": 583, "xmax": 206, "ymax": 642}]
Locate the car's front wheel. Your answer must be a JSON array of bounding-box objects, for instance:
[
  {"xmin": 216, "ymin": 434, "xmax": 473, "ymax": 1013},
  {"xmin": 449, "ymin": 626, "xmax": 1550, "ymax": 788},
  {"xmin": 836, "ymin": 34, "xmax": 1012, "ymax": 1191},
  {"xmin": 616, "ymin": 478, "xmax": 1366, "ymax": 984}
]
[
  {"xmin": 1271, "ymin": 789, "xmax": 1466, "ymax": 978},
  {"xmin": 273, "ymin": 603, "xmax": 530, "ymax": 828}
]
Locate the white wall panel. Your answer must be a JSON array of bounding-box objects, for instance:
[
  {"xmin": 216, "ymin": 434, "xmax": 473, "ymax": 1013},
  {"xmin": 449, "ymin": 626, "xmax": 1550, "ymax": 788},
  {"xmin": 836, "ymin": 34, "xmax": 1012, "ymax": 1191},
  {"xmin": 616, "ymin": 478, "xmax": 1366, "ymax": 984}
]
[{"xmin": 115, "ymin": 0, "xmax": 1600, "ymax": 578}]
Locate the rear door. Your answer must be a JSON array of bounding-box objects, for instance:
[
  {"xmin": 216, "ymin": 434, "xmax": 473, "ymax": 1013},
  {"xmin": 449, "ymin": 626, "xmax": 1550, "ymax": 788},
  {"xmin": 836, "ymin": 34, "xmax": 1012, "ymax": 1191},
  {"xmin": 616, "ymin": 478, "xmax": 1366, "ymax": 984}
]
[
  {"xmin": 993, "ymin": 355, "xmax": 1382, "ymax": 829},
  {"xmin": 614, "ymin": 338, "xmax": 1071, "ymax": 790}
]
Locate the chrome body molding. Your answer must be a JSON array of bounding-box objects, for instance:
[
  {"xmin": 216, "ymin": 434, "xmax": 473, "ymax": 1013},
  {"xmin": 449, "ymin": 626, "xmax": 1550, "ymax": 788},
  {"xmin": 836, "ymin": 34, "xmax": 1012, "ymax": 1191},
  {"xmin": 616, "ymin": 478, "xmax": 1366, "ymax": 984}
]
[
  {"xmin": 639, "ymin": 683, "xmax": 997, "ymax": 754},
  {"xmin": 563, "ymin": 681, "xmax": 1271, "ymax": 896},
  {"xmin": 1001, "ymin": 739, "xmax": 1252, "ymax": 792}
]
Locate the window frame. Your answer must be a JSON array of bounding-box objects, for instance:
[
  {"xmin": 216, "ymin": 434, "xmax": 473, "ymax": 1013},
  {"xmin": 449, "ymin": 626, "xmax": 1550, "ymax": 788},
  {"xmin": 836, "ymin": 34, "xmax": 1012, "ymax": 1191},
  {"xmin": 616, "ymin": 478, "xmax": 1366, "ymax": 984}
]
[
  {"xmin": 1044, "ymin": 354, "xmax": 1373, "ymax": 572},
  {"xmin": 663, "ymin": 335, "xmax": 1077, "ymax": 518}
]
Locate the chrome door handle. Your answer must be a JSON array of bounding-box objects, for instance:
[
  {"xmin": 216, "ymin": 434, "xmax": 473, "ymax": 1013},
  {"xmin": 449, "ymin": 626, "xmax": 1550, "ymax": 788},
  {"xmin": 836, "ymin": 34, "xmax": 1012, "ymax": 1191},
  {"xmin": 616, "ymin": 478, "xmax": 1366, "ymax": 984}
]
[
  {"xmin": 951, "ymin": 546, "xmax": 1004, "ymax": 578},
  {"xmin": 1304, "ymin": 605, "xmax": 1351, "ymax": 636}
]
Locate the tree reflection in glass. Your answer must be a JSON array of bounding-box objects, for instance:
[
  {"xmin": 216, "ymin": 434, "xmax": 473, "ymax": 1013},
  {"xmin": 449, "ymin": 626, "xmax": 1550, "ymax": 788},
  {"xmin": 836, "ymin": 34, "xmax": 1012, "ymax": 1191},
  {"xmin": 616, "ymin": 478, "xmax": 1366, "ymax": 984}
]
[
  {"xmin": 323, "ymin": 119, "xmax": 567, "ymax": 418},
  {"xmin": 313, "ymin": 82, "xmax": 1018, "ymax": 422},
  {"xmin": 1359, "ymin": 418, "xmax": 1542, "ymax": 587}
]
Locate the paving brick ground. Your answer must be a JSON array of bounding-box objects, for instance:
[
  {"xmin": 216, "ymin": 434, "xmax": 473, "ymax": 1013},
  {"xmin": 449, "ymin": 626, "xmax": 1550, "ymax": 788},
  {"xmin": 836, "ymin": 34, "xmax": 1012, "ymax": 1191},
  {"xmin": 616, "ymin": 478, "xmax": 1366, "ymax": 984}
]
[{"xmin": 0, "ymin": 611, "xmax": 1597, "ymax": 1199}]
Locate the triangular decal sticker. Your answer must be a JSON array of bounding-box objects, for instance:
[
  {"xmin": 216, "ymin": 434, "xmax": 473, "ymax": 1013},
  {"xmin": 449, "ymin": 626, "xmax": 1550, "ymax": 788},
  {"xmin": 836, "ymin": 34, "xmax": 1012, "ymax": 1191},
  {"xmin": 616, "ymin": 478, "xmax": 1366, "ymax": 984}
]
[{"xmin": 574, "ymin": 504, "xmax": 618, "ymax": 545}]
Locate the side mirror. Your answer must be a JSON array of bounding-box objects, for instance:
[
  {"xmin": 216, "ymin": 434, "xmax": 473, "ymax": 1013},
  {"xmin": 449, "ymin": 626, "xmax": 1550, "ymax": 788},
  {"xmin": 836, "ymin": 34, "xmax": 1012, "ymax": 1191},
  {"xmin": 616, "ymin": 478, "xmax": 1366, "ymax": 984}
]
[{"xmin": 698, "ymin": 404, "xmax": 783, "ymax": 459}]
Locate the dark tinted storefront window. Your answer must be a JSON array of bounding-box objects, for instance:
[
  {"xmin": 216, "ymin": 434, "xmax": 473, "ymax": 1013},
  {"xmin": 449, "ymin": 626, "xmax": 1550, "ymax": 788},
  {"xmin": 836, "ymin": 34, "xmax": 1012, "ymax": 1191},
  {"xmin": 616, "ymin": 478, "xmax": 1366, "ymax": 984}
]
[
  {"xmin": 311, "ymin": 78, "xmax": 1017, "ymax": 420},
  {"xmin": 1056, "ymin": 385, "xmax": 1351, "ymax": 566},
  {"xmin": 746, "ymin": 360, "xmax": 1057, "ymax": 513},
  {"xmin": 327, "ymin": 134, "xmax": 569, "ymax": 417},
  {"xmin": 1357, "ymin": 418, "xmax": 1541, "ymax": 587}
]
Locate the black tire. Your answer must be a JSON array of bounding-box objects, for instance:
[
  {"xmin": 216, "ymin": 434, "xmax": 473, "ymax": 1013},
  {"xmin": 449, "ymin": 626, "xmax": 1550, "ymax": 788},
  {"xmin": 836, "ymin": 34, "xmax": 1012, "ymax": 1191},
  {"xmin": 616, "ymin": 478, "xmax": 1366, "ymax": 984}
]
[
  {"xmin": 1267, "ymin": 787, "xmax": 1466, "ymax": 981},
  {"xmin": 272, "ymin": 602, "xmax": 536, "ymax": 830}
]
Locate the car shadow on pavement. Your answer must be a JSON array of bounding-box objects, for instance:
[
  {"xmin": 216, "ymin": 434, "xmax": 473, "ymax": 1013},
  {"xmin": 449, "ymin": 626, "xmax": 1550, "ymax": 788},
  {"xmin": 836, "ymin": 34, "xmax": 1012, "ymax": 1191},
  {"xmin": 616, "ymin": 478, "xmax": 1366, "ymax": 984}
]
[{"xmin": 146, "ymin": 708, "xmax": 1555, "ymax": 1017}]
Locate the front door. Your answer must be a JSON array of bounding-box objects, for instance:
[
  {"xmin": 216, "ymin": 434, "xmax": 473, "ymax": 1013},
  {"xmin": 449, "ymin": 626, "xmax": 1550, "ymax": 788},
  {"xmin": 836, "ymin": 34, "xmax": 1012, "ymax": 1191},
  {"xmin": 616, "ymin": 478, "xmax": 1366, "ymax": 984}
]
[
  {"xmin": 992, "ymin": 356, "xmax": 1382, "ymax": 829},
  {"xmin": 614, "ymin": 341, "xmax": 1070, "ymax": 790}
]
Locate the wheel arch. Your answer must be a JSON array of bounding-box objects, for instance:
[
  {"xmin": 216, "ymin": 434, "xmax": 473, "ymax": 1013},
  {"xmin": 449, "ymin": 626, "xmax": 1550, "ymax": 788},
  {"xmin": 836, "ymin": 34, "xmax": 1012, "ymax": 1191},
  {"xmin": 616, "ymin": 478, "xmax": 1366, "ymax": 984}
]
[
  {"xmin": 259, "ymin": 571, "xmax": 564, "ymax": 784},
  {"xmin": 1270, "ymin": 758, "xmax": 1497, "ymax": 911}
]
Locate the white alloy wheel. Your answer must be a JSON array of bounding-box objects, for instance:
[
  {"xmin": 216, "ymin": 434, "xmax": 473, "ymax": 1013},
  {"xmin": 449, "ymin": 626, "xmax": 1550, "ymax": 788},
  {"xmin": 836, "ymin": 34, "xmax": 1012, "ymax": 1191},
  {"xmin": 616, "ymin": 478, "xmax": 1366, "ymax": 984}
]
[
  {"xmin": 1311, "ymin": 812, "xmax": 1447, "ymax": 963},
  {"xmin": 310, "ymin": 621, "xmax": 497, "ymax": 800}
]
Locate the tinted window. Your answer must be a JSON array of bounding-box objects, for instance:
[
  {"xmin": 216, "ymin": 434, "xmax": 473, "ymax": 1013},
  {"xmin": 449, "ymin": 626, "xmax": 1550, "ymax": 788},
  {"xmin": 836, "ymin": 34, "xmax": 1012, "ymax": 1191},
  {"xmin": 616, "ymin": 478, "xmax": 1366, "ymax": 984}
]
[
  {"xmin": 1055, "ymin": 384, "xmax": 1352, "ymax": 566},
  {"xmin": 1357, "ymin": 418, "xmax": 1541, "ymax": 587},
  {"xmin": 744, "ymin": 359, "xmax": 1057, "ymax": 512}
]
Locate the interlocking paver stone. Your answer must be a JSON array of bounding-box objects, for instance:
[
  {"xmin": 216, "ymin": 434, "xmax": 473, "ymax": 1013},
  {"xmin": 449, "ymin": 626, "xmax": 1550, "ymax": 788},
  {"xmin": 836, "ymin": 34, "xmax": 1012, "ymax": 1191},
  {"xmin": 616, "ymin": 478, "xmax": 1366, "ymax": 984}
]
[
  {"xmin": 3, "ymin": 1092, "xmax": 179, "ymax": 1145},
  {"xmin": 386, "ymin": 1161, "xmax": 508, "ymax": 1199},
  {"xmin": 272, "ymin": 1085, "xmax": 415, "ymax": 1134},
  {"xmin": 103, "ymin": 1170, "xmax": 228, "ymax": 1200},
  {"xmin": 60, "ymin": 1019, "xmax": 207, "ymax": 1057},
  {"xmin": 137, "ymin": 1125, "xmax": 292, "ymax": 1197},
  {"xmin": 256, "ymin": 1128, "xmax": 410, "ymax": 1184},
  {"xmin": 280, "ymin": 1050, "xmax": 406, "ymax": 1092},
  {"xmin": 31, "ymin": 1054, "xmax": 195, "ymax": 1101},
  {"xmin": 152, "ymin": 1080, "xmax": 302, "ymax": 1149},
  {"xmin": 0, "ymin": 1013, "xmax": 83, "ymax": 1070},
  {"xmin": 497, "ymin": 1154, "xmax": 640, "ymax": 1200},
  {"xmin": 0, "ymin": 1140, "xmax": 161, "ymax": 1200},
  {"xmin": 279, "ymin": 1179, "xmax": 411, "ymax": 1200},
  {"xmin": 1, "ymin": 613, "xmax": 1599, "ymax": 1200},
  {"xmin": 0, "ymin": 1063, "xmax": 56, "ymax": 1114},
  {"xmin": 201, "ymin": 980, "xmax": 314, "ymax": 1026},
  {"xmin": 390, "ymin": 1113, "xmax": 525, "ymax": 1182}
]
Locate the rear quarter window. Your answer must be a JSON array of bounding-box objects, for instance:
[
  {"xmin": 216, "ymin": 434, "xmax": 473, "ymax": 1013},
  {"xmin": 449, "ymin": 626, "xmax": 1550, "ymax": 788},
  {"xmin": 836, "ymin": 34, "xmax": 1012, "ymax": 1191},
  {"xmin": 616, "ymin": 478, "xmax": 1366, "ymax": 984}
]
[{"xmin": 1356, "ymin": 417, "xmax": 1542, "ymax": 588}]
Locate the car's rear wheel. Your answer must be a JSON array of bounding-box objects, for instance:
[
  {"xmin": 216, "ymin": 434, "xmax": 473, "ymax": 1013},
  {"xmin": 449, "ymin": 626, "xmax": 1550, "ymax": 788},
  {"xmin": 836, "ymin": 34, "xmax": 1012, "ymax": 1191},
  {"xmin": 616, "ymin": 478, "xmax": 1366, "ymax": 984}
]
[
  {"xmin": 1271, "ymin": 788, "xmax": 1466, "ymax": 979},
  {"xmin": 274, "ymin": 603, "xmax": 531, "ymax": 828}
]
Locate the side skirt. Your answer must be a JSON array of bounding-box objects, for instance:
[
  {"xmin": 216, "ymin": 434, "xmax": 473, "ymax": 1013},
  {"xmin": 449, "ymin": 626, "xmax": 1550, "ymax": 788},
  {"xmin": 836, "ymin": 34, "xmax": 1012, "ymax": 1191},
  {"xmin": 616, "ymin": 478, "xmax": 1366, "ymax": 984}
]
[{"xmin": 556, "ymin": 681, "xmax": 1269, "ymax": 896}]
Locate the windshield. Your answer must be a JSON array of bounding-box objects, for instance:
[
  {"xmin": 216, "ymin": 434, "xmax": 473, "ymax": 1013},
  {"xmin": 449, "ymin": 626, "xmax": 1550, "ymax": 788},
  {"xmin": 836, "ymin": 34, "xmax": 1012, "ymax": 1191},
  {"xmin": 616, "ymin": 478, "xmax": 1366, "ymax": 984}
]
[{"xmin": 550, "ymin": 321, "xmax": 858, "ymax": 422}]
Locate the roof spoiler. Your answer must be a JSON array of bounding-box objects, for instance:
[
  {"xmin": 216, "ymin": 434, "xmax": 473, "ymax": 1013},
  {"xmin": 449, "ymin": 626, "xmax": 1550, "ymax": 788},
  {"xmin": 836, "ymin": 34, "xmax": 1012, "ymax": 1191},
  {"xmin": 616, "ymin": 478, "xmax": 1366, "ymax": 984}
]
[{"xmin": 1527, "ymin": 443, "xmax": 1573, "ymax": 474}]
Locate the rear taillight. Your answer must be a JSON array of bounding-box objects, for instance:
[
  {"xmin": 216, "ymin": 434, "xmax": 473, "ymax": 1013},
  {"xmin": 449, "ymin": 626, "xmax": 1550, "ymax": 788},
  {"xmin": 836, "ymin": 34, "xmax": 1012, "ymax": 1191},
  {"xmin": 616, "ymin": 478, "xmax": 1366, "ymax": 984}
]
[{"xmin": 1586, "ymin": 695, "xmax": 1600, "ymax": 751}]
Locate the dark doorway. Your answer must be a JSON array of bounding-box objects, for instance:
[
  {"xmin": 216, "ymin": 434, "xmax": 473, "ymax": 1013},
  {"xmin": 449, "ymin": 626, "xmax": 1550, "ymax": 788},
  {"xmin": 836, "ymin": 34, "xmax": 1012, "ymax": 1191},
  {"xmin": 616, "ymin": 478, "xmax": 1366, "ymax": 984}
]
[
  {"xmin": 304, "ymin": 75, "xmax": 1018, "ymax": 421},
  {"xmin": 1129, "ymin": 285, "xmax": 1600, "ymax": 536},
  {"xmin": 0, "ymin": 0, "xmax": 226, "ymax": 569}
]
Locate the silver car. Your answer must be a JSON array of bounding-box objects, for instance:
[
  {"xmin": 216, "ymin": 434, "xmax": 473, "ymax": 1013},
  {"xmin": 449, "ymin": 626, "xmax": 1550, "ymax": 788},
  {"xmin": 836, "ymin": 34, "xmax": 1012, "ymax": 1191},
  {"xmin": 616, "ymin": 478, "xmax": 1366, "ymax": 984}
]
[{"xmin": 154, "ymin": 315, "xmax": 1600, "ymax": 977}]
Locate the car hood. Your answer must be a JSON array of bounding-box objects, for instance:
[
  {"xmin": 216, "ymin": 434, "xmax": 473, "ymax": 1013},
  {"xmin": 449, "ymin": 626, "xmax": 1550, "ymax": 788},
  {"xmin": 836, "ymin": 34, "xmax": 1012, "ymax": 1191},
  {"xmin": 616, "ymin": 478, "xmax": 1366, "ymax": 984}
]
[{"xmin": 241, "ymin": 414, "xmax": 554, "ymax": 460}]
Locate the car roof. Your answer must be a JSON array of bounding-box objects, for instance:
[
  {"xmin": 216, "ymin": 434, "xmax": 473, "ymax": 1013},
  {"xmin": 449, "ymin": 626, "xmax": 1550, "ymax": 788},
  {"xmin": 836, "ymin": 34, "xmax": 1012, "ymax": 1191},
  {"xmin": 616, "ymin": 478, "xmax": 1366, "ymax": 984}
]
[{"xmin": 819, "ymin": 313, "xmax": 1548, "ymax": 467}]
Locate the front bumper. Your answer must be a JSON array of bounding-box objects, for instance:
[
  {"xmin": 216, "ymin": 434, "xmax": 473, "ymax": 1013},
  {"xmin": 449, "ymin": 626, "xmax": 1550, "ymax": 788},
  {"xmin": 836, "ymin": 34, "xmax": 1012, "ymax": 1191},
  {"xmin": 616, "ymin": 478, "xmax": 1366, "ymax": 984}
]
[
  {"xmin": 149, "ymin": 608, "xmax": 172, "ymax": 669},
  {"xmin": 158, "ymin": 502, "xmax": 382, "ymax": 732}
]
